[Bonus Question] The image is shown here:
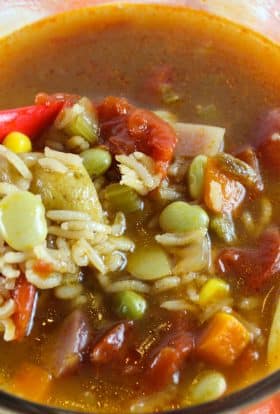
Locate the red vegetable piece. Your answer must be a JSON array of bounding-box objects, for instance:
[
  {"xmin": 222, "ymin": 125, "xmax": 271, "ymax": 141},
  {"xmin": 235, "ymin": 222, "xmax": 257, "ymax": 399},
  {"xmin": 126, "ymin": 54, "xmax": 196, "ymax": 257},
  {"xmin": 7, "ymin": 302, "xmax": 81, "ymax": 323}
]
[
  {"xmin": 51, "ymin": 309, "xmax": 91, "ymax": 378},
  {"xmin": 12, "ymin": 275, "xmax": 37, "ymax": 340},
  {"xmin": 0, "ymin": 101, "xmax": 63, "ymax": 141},
  {"xmin": 145, "ymin": 329, "xmax": 194, "ymax": 391},
  {"xmin": 217, "ymin": 227, "xmax": 280, "ymax": 290},
  {"xmin": 257, "ymin": 108, "xmax": 280, "ymax": 173},
  {"xmin": 91, "ymin": 321, "xmax": 134, "ymax": 365},
  {"xmin": 98, "ymin": 96, "xmax": 177, "ymax": 173}
]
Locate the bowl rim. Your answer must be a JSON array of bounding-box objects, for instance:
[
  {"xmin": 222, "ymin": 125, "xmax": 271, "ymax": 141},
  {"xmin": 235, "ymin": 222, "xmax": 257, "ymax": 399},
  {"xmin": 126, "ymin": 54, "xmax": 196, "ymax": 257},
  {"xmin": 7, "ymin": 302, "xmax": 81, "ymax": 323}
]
[{"xmin": 0, "ymin": 369, "xmax": 280, "ymax": 413}]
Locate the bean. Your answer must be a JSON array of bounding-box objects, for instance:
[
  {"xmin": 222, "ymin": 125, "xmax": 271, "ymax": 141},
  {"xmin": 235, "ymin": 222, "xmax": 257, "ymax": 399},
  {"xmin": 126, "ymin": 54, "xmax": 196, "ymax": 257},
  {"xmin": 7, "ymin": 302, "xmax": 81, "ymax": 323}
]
[
  {"xmin": 0, "ymin": 191, "xmax": 47, "ymax": 251},
  {"xmin": 127, "ymin": 245, "xmax": 171, "ymax": 280},
  {"xmin": 188, "ymin": 155, "xmax": 207, "ymax": 200},
  {"xmin": 159, "ymin": 201, "xmax": 209, "ymax": 233},
  {"xmin": 189, "ymin": 371, "xmax": 227, "ymax": 404}
]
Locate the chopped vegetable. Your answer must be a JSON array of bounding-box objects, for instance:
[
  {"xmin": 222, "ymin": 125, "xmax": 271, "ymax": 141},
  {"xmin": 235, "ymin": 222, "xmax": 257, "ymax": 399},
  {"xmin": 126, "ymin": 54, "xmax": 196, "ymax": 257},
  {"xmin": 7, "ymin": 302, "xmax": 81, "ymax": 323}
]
[
  {"xmin": 91, "ymin": 321, "xmax": 133, "ymax": 365},
  {"xmin": 0, "ymin": 101, "xmax": 63, "ymax": 141},
  {"xmin": 56, "ymin": 97, "xmax": 99, "ymax": 143},
  {"xmin": 189, "ymin": 371, "xmax": 227, "ymax": 404},
  {"xmin": 81, "ymin": 147, "xmax": 112, "ymax": 177},
  {"xmin": 98, "ymin": 97, "xmax": 177, "ymax": 173},
  {"xmin": 199, "ymin": 278, "xmax": 230, "ymax": 306},
  {"xmin": 267, "ymin": 297, "xmax": 280, "ymax": 371},
  {"xmin": 127, "ymin": 245, "xmax": 171, "ymax": 280},
  {"xmin": 12, "ymin": 275, "xmax": 37, "ymax": 341},
  {"xmin": 217, "ymin": 227, "xmax": 280, "ymax": 290},
  {"xmin": 159, "ymin": 201, "xmax": 209, "ymax": 233},
  {"xmin": 210, "ymin": 213, "xmax": 236, "ymax": 243},
  {"xmin": 114, "ymin": 291, "xmax": 147, "ymax": 320},
  {"xmin": 103, "ymin": 183, "xmax": 143, "ymax": 213},
  {"xmin": 50, "ymin": 310, "xmax": 91, "ymax": 378},
  {"xmin": 31, "ymin": 160, "xmax": 103, "ymax": 221},
  {"xmin": 197, "ymin": 312, "xmax": 250, "ymax": 366},
  {"xmin": 145, "ymin": 329, "xmax": 194, "ymax": 391},
  {"xmin": 188, "ymin": 155, "xmax": 208, "ymax": 200},
  {"xmin": 174, "ymin": 123, "xmax": 225, "ymax": 158},
  {"xmin": 204, "ymin": 158, "xmax": 246, "ymax": 214},
  {"xmin": 0, "ymin": 191, "xmax": 47, "ymax": 251},
  {"xmin": 12, "ymin": 363, "xmax": 52, "ymax": 401},
  {"xmin": 213, "ymin": 153, "xmax": 261, "ymax": 192},
  {"xmin": 3, "ymin": 131, "xmax": 32, "ymax": 153}
]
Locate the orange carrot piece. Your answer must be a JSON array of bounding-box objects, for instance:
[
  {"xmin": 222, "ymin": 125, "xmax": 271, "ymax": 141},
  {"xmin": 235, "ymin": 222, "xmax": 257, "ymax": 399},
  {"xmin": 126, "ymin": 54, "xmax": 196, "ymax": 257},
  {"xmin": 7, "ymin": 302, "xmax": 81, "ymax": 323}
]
[
  {"xmin": 197, "ymin": 312, "xmax": 250, "ymax": 367},
  {"xmin": 12, "ymin": 363, "xmax": 52, "ymax": 401},
  {"xmin": 204, "ymin": 158, "xmax": 245, "ymax": 214},
  {"xmin": 12, "ymin": 275, "xmax": 37, "ymax": 340}
]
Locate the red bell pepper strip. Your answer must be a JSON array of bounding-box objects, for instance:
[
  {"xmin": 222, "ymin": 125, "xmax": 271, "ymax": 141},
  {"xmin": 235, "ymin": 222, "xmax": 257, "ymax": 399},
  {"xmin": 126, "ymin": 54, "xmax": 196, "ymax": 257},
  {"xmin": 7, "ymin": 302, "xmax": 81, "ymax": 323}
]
[
  {"xmin": 12, "ymin": 275, "xmax": 38, "ymax": 341},
  {"xmin": 0, "ymin": 101, "xmax": 63, "ymax": 141}
]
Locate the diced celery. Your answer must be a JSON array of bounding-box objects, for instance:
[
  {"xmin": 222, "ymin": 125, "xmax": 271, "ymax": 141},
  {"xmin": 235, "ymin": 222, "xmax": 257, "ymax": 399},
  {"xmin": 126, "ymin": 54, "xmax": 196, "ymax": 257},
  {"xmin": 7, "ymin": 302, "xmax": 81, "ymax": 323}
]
[{"xmin": 210, "ymin": 214, "xmax": 236, "ymax": 244}]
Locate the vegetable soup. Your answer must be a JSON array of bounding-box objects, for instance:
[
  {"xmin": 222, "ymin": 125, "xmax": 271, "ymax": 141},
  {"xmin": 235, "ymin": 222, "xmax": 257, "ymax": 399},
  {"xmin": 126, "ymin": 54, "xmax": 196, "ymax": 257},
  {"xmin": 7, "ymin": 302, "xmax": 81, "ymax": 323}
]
[{"xmin": 0, "ymin": 4, "xmax": 279, "ymax": 413}]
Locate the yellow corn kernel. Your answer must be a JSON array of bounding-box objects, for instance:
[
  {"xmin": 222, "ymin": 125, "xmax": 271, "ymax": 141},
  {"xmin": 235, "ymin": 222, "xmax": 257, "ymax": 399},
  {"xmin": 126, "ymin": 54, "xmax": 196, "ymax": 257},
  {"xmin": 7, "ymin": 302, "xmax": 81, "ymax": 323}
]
[
  {"xmin": 199, "ymin": 278, "xmax": 230, "ymax": 306},
  {"xmin": 3, "ymin": 131, "xmax": 32, "ymax": 153}
]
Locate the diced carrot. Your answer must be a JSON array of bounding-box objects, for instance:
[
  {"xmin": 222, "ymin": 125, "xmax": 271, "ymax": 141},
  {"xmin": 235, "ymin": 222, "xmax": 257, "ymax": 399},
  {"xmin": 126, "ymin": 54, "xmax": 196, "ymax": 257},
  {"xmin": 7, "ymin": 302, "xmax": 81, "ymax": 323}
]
[
  {"xmin": 12, "ymin": 275, "xmax": 37, "ymax": 341},
  {"xmin": 12, "ymin": 362, "xmax": 52, "ymax": 402},
  {"xmin": 204, "ymin": 158, "xmax": 246, "ymax": 214},
  {"xmin": 197, "ymin": 312, "xmax": 250, "ymax": 367},
  {"xmin": 32, "ymin": 259, "xmax": 53, "ymax": 278}
]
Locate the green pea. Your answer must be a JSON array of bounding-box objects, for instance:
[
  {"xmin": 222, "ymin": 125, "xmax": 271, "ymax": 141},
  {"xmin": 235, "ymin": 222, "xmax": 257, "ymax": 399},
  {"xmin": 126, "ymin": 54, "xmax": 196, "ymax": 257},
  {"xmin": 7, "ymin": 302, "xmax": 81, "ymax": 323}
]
[
  {"xmin": 127, "ymin": 245, "xmax": 171, "ymax": 280},
  {"xmin": 189, "ymin": 371, "xmax": 227, "ymax": 404},
  {"xmin": 159, "ymin": 201, "xmax": 209, "ymax": 233},
  {"xmin": 114, "ymin": 290, "xmax": 147, "ymax": 320},
  {"xmin": 81, "ymin": 147, "xmax": 112, "ymax": 177},
  {"xmin": 188, "ymin": 155, "xmax": 208, "ymax": 200},
  {"xmin": 0, "ymin": 191, "xmax": 47, "ymax": 251}
]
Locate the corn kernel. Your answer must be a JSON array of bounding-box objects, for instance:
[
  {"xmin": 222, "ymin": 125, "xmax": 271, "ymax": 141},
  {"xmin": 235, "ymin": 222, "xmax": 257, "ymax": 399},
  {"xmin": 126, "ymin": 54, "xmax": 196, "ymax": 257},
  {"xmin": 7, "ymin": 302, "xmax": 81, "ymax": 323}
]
[
  {"xmin": 3, "ymin": 131, "xmax": 32, "ymax": 153},
  {"xmin": 199, "ymin": 278, "xmax": 230, "ymax": 306}
]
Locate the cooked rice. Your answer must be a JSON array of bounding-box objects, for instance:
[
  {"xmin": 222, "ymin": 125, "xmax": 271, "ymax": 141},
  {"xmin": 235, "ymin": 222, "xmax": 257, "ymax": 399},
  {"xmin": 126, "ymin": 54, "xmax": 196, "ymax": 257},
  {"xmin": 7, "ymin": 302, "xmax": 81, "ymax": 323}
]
[
  {"xmin": 106, "ymin": 279, "xmax": 150, "ymax": 294},
  {"xmin": 47, "ymin": 210, "xmax": 92, "ymax": 222},
  {"xmin": 44, "ymin": 147, "xmax": 83, "ymax": 167},
  {"xmin": 38, "ymin": 157, "xmax": 69, "ymax": 173},
  {"xmin": 155, "ymin": 228, "xmax": 207, "ymax": 246},
  {"xmin": 0, "ymin": 318, "xmax": 15, "ymax": 341},
  {"xmin": 55, "ymin": 283, "xmax": 83, "ymax": 300},
  {"xmin": 0, "ymin": 145, "xmax": 32, "ymax": 180},
  {"xmin": 0, "ymin": 299, "xmax": 16, "ymax": 319},
  {"xmin": 153, "ymin": 276, "xmax": 181, "ymax": 293},
  {"xmin": 116, "ymin": 151, "xmax": 161, "ymax": 195},
  {"xmin": 0, "ymin": 183, "xmax": 20, "ymax": 196}
]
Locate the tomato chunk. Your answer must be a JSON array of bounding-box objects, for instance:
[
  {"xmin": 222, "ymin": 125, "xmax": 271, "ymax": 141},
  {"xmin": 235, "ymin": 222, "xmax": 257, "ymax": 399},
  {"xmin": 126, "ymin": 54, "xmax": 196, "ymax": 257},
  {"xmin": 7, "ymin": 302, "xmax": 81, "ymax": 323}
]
[
  {"xmin": 204, "ymin": 158, "xmax": 246, "ymax": 214},
  {"xmin": 217, "ymin": 227, "xmax": 280, "ymax": 290},
  {"xmin": 145, "ymin": 329, "xmax": 194, "ymax": 391},
  {"xmin": 91, "ymin": 321, "xmax": 134, "ymax": 365},
  {"xmin": 98, "ymin": 97, "xmax": 177, "ymax": 173}
]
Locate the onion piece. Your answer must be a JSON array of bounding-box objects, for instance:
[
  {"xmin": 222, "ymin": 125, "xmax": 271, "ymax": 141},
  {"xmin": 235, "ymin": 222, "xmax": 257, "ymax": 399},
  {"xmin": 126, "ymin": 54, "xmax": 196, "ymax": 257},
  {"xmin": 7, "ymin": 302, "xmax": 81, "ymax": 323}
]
[{"xmin": 174, "ymin": 123, "xmax": 225, "ymax": 157}]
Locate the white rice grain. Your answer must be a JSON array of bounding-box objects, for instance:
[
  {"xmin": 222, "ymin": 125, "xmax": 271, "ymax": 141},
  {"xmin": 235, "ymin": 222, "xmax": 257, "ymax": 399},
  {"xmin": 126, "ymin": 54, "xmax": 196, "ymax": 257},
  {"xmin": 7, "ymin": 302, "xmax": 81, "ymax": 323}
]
[{"xmin": 0, "ymin": 145, "xmax": 32, "ymax": 180}]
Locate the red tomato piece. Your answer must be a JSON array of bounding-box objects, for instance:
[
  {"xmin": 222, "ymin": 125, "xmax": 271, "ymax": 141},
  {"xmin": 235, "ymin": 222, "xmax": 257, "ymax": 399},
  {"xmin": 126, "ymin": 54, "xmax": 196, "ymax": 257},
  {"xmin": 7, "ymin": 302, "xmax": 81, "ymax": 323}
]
[
  {"xmin": 91, "ymin": 321, "xmax": 134, "ymax": 365},
  {"xmin": 217, "ymin": 227, "xmax": 280, "ymax": 290},
  {"xmin": 204, "ymin": 158, "xmax": 246, "ymax": 214},
  {"xmin": 97, "ymin": 97, "xmax": 177, "ymax": 173},
  {"xmin": 12, "ymin": 275, "xmax": 37, "ymax": 340},
  {"xmin": 145, "ymin": 329, "xmax": 194, "ymax": 391}
]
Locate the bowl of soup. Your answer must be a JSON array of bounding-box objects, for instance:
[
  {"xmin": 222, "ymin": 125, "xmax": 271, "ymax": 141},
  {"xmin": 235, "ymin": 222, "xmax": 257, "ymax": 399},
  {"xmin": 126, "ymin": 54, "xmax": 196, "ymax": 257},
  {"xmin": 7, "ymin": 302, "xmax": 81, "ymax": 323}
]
[{"xmin": 0, "ymin": 1, "xmax": 279, "ymax": 413}]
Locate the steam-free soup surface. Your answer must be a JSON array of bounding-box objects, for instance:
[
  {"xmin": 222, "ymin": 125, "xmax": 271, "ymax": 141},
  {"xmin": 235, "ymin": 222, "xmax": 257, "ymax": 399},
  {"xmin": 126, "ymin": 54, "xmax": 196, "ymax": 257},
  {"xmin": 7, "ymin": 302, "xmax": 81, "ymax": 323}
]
[{"xmin": 0, "ymin": 4, "xmax": 279, "ymax": 413}]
